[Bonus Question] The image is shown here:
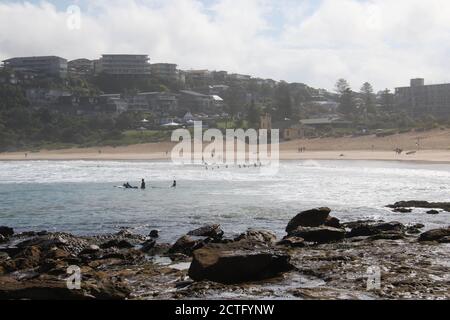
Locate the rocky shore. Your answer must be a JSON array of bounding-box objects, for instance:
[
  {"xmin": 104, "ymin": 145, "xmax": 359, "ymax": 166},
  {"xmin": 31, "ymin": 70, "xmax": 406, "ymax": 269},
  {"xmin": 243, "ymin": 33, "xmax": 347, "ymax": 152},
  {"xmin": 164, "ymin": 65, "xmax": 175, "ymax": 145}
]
[{"xmin": 0, "ymin": 206, "xmax": 449, "ymax": 300}]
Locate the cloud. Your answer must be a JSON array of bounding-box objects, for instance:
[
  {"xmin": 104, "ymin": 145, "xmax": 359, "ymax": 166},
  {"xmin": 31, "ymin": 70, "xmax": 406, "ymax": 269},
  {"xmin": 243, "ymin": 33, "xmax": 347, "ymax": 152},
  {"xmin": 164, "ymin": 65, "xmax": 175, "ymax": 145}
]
[{"xmin": 0, "ymin": 0, "xmax": 449, "ymax": 91}]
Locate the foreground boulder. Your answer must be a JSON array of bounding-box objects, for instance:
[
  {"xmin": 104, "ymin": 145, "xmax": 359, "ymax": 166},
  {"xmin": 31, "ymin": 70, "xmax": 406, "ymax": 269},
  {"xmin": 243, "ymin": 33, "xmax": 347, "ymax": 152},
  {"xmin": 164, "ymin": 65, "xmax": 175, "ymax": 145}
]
[
  {"xmin": 0, "ymin": 276, "xmax": 130, "ymax": 300},
  {"xmin": 277, "ymin": 236, "xmax": 305, "ymax": 248},
  {"xmin": 187, "ymin": 224, "xmax": 224, "ymax": 240},
  {"xmin": 288, "ymin": 226, "xmax": 346, "ymax": 243},
  {"xmin": 419, "ymin": 228, "xmax": 450, "ymax": 242},
  {"xmin": 0, "ymin": 226, "xmax": 14, "ymax": 238},
  {"xmin": 286, "ymin": 208, "xmax": 331, "ymax": 233},
  {"xmin": 188, "ymin": 243, "xmax": 293, "ymax": 284}
]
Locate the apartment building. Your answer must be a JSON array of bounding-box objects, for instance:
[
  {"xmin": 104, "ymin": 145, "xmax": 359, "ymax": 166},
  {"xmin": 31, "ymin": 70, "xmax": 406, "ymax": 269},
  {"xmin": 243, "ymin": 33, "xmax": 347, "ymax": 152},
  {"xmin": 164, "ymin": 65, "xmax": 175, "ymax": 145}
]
[
  {"xmin": 96, "ymin": 54, "xmax": 151, "ymax": 77},
  {"xmin": 395, "ymin": 78, "xmax": 450, "ymax": 117},
  {"xmin": 150, "ymin": 63, "xmax": 178, "ymax": 82},
  {"xmin": 2, "ymin": 56, "xmax": 68, "ymax": 78}
]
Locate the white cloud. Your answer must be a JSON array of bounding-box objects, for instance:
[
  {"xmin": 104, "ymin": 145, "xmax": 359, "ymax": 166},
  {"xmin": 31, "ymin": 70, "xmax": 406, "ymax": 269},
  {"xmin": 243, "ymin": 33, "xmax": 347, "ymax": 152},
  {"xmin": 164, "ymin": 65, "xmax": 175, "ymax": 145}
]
[{"xmin": 0, "ymin": 0, "xmax": 449, "ymax": 91}]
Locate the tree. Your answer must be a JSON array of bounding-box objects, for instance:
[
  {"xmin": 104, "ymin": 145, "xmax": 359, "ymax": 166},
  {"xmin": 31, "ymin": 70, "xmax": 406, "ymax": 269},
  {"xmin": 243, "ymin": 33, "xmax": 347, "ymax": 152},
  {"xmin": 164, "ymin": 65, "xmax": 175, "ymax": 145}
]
[
  {"xmin": 360, "ymin": 82, "xmax": 376, "ymax": 115},
  {"xmin": 335, "ymin": 79, "xmax": 350, "ymax": 95},
  {"xmin": 338, "ymin": 88, "xmax": 356, "ymax": 115},
  {"xmin": 274, "ymin": 82, "xmax": 292, "ymax": 120},
  {"xmin": 247, "ymin": 99, "xmax": 260, "ymax": 129},
  {"xmin": 380, "ymin": 89, "xmax": 394, "ymax": 112}
]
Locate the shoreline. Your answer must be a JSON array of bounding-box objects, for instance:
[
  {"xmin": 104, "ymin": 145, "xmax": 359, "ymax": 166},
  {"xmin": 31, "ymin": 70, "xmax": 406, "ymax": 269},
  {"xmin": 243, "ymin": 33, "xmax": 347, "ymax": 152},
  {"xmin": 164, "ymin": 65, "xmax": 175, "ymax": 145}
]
[{"xmin": 0, "ymin": 149, "xmax": 449, "ymax": 164}]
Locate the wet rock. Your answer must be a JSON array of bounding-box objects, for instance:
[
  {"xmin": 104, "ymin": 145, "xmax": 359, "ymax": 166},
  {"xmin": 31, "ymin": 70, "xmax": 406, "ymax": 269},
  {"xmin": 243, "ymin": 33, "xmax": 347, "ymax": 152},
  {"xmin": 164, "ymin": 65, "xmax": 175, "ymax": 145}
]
[
  {"xmin": 0, "ymin": 226, "xmax": 14, "ymax": 238},
  {"xmin": 141, "ymin": 240, "xmax": 156, "ymax": 253},
  {"xmin": 169, "ymin": 235, "xmax": 205, "ymax": 256},
  {"xmin": 369, "ymin": 232, "xmax": 405, "ymax": 241},
  {"xmin": 278, "ymin": 236, "xmax": 305, "ymax": 248},
  {"xmin": 324, "ymin": 216, "xmax": 341, "ymax": 228},
  {"xmin": 393, "ymin": 208, "xmax": 412, "ymax": 213},
  {"xmin": 188, "ymin": 244, "xmax": 294, "ymax": 284},
  {"xmin": 341, "ymin": 220, "xmax": 384, "ymax": 229},
  {"xmin": 0, "ymin": 276, "xmax": 130, "ymax": 300},
  {"xmin": 439, "ymin": 236, "xmax": 450, "ymax": 243},
  {"xmin": 16, "ymin": 233, "xmax": 89, "ymax": 256},
  {"xmin": 426, "ymin": 210, "xmax": 440, "ymax": 215},
  {"xmin": 80, "ymin": 245, "xmax": 101, "ymax": 255},
  {"xmin": 289, "ymin": 226, "xmax": 346, "ymax": 244},
  {"xmin": 100, "ymin": 239, "xmax": 134, "ymax": 250},
  {"xmin": 419, "ymin": 228, "xmax": 450, "ymax": 242},
  {"xmin": 235, "ymin": 229, "xmax": 277, "ymax": 245},
  {"xmin": 144, "ymin": 243, "xmax": 171, "ymax": 256},
  {"xmin": 388, "ymin": 201, "xmax": 450, "ymax": 212},
  {"xmin": 149, "ymin": 230, "xmax": 159, "ymax": 238},
  {"xmin": 406, "ymin": 224, "xmax": 425, "ymax": 235},
  {"xmin": 347, "ymin": 222, "xmax": 404, "ymax": 238},
  {"xmin": 286, "ymin": 208, "xmax": 331, "ymax": 232},
  {"xmin": 0, "ymin": 235, "xmax": 7, "ymax": 244},
  {"xmin": 11, "ymin": 246, "xmax": 42, "ymax": 270},
  {"xmin": 188, "ymin": 224, "xmax": 224, "ymax": 240}
]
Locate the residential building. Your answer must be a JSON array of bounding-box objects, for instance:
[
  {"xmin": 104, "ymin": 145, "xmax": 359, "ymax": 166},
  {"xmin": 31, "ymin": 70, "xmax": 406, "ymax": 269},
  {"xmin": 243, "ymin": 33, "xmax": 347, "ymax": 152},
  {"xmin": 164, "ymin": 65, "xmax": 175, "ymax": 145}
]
[
  {"xmin": 68, "ymin": 58, "xmax": 94, "ymax": 76},
  {"xmin": 179, "ymin": 90, "xmax": 212, "ymax": 113},
  {"xmin": 228, "ymin": 73, "xmax": 251, "ymax": 82},
  {"xmin": 96, "ymin": 54, "xmax": 151, "ymax": 77},
  {"xmin": 184, "ymin": 70, "xmax": 213, "ymax": 87},
  {"xmin": 2, "ymin": 56, "xmax": 68, "ymax": 78},
  {"xmin": 395, "ymin": 78, "xmax": 450, "ymax": 117},
  {"xmin": 150, "ymin": 63, "xmax": 178, "ymax": 82}
]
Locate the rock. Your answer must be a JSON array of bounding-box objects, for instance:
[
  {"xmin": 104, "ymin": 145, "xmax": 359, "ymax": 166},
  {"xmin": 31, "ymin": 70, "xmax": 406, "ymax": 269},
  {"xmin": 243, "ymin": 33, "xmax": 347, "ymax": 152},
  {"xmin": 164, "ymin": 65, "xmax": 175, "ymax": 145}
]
[
  {"xmin": 100, "ymin": 239, "xmax": 134, "ymax": 249},
  {"xmin": 0, "ymin": 226, "xmax": 14, "ymax": 238},
  {"xmin": 324, "ymin": 216, "xmax": 341, "ymax": 228},
  {"xmin": 341, "ymin": 220, "xmax": 384, "ymax": 229},
  {"xmin": 289, "ymin": 226, "xmax": 346, "ymax": 244},
  {"xmin": 12, "ymin": 246, "xmax": 42, "ymax": 270},
  {"xmin": 79, "ymin": 245, "xmax": 101, "ymax": 255},
  {"xmin": 188, "ymin": 244, "xmax": 294, "ymax": 284},
  {"xmin": 141, "ymin": 240, "xmax": 156, "ymax": 253},
  {"xmin": 277, "ymin": 236, "xmax": 305, "ymax": 248},
  {"xmin": 286, "ymin": 208, "xmax": 331, "ymax": 233},
  {"xmin": 439, "ymin": 236, "xmax": 450, "ymax": 243},
  {"xmin": 347, "ymin": 222, "xmax": 404, "ymax": 238},
  {"xmin": 388, "ymin": 201, "xmax": 450, "ymax": 212},
  {"xmin": 169, "ymin": 235, "xmax": 205, "ymax": 256},
  {"xmin": 419, "ymin": 228, "xmax": 450, "ymax": 242},
  {"xmin": 393, "ymin": 208, "xmax": 412, "ymax": 213},
  {"xmin": 427, "ymin": 210, "xmax": 440, "ymax": 215},
  {"xmin": 187, "ymin": 224, "xmax": 224, "ymax": 239},
  {"xmin": 149, "ymin": 230, "xmax": 159, "ymax": 238},
  {"xmin": 16, "ymin": 233, "xmax": 89, "ymax": 256},
  {"xmin": 369, "ymin": 232, "xmax": 405, "ymax": 241},
  {"xmin": 0, "ymin": 276, "xmax": 130, "ymax": 300},
  {"xmin": 234, "ymin": 229, "xmax": 277, "ymax": 245},
  {"xmin": 0, "ymin": 235, "xmax": 7, "ymax": 244}
]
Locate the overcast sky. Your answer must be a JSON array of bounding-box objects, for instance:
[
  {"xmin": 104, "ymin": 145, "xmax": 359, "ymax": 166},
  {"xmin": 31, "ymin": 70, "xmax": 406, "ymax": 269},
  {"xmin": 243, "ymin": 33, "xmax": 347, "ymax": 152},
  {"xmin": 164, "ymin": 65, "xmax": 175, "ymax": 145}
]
[{"xmin": 1, "ymin": 0, "xmax": 449, "ymax": 91}]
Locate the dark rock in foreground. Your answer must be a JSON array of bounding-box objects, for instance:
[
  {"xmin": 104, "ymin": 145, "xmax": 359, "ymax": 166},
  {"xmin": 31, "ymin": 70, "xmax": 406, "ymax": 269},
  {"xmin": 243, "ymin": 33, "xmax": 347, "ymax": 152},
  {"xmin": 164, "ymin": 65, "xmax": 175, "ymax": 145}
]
[
  {"xmin": 278, "ymin": 236, "xmax": 305, "ymax": 248},
  {"xmin": 169, "ymin": 235, "xmax": 205, "ymax": 256},
  {"xmin": 286, "ymin": 208, "xmax": 331, "ymax": 233},
  {"xmin": 426, "ymin": 210, "xmax": 440, "ymax": 215},
  {"xmin": 187, "ymin": 224, "xmax": 224, "ymax": 240},
  {"xmin": 347, "ymin": 222, "xmax": 404, "ymax": 238},
  {"xmin": 149, "ymin": 230, "xmax": 159, "ymax": 238},
  {"xmin": 388, "ymin": 201, "xmax": 450, "ymax": 212},
  {"xmin": 393, "ymin": 208, "xmax": 413, "ymax": 213},
  {"xmin": 188, "ymin": 243, "xmax": 293, "ymax": 284},
  {"xmin": 0, "ymin": 226, "xmax": 14, "ymax": 238},
  {"xmin": 419, "ymin": 228, "xmax": 450, "ymax": 242},
  {"xmin": 289, "ymin": 226, "xmax": 346, "ymax": 244}
]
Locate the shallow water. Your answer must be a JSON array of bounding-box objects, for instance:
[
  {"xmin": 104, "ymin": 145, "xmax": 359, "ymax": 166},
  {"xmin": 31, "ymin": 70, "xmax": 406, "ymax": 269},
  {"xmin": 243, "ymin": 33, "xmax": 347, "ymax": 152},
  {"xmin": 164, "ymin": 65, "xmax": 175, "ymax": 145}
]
[{"xmin": 0, "ymin": 160, "xmax": 449, "ymax": 242}]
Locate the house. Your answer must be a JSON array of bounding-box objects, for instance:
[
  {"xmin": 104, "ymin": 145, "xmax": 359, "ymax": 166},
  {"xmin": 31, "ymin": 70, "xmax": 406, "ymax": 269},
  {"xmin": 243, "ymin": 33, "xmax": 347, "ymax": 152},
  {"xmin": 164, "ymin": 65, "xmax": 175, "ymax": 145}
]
[{"xmin": 179, "ymin": 90, "xmax": 212, "ymax": 113}]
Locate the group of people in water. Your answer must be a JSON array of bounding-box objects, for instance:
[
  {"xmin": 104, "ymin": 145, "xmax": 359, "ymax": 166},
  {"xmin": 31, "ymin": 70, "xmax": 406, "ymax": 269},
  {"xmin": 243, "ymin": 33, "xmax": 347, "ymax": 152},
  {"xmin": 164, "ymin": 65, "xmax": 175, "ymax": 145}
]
[{"xmin": 121, "ymin": 179, "xmax": 176, "ymax": 189}]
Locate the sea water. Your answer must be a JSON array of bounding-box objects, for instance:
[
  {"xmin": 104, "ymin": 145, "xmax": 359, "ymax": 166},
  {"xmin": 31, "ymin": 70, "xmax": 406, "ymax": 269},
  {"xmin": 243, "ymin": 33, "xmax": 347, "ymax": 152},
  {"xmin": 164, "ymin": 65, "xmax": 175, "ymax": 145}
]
[{"xmin": 0, "ymin": 160, "xmax": 449, "ymax": 242}]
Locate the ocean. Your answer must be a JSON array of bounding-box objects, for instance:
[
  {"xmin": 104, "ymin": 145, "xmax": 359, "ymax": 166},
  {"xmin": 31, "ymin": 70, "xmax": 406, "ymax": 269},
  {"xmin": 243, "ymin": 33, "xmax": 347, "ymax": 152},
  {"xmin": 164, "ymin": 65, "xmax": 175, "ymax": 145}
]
[{"xmin": 0, "ymin": 160, "xmax": 449, "ymax": 242}]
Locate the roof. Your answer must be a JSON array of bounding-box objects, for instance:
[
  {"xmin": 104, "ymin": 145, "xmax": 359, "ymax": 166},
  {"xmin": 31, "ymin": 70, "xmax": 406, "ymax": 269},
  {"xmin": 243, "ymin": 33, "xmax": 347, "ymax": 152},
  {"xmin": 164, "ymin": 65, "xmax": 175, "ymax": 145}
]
[
  {"xmin": 300, "ymin": 117, "xmax": 351, "ymax": 125},
  {"xmin": 211, "ymin": 95, "xmax": 223, "ymax": 101},
  {"xmin": 179, "ymin": 90, "xmax": 209, "ymax": 97}
]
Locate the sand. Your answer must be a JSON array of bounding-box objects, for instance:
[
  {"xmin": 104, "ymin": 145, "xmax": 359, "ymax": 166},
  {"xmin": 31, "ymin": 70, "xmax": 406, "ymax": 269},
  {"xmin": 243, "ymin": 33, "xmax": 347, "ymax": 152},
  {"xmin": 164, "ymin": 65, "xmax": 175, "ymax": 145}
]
[{"xmin": 1, "ymin": 129, "xmax": 449, "ymax": 163}]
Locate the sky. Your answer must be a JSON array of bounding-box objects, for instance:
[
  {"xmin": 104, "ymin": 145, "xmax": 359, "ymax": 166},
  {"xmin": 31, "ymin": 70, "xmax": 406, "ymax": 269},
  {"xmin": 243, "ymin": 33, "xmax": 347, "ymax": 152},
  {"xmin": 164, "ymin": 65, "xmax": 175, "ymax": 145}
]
[{"xmin": 1, "ymin": 0, "xmax": 450, "ymax": 91}]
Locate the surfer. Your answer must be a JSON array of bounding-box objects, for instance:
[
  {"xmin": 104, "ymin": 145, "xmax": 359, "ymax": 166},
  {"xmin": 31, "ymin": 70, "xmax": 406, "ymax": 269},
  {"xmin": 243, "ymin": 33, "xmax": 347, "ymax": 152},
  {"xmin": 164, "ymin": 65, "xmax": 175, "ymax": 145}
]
[
  {"xmin": 141, "ymin": 179, "xmax": 146, "ymax": 190},
  {"xmin": 172, "ymin": 180, "xmax": 177, "ymax": 188}
]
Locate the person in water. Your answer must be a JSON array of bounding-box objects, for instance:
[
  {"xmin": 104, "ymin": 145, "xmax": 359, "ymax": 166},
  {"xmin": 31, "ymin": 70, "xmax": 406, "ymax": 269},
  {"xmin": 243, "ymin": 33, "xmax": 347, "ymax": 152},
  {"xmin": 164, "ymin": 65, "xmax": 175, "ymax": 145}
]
[
  {"xmin": 141, "ymin": 179, "xmax": 146, "ymax": 190},
  {"xmin": 123, "ymin": 182, "xmax": 132, "ymax": 189},
  {"xmin": 172, "ymin": 180, "xmax": 177, "ymax": 188}
]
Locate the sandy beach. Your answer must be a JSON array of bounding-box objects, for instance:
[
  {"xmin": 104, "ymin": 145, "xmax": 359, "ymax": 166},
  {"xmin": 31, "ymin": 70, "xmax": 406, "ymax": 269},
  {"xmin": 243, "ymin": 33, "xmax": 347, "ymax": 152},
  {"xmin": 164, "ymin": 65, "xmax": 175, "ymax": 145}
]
[{"xmin": 1, "ymin": 129, "xmax": 449, "ymax": 163}]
